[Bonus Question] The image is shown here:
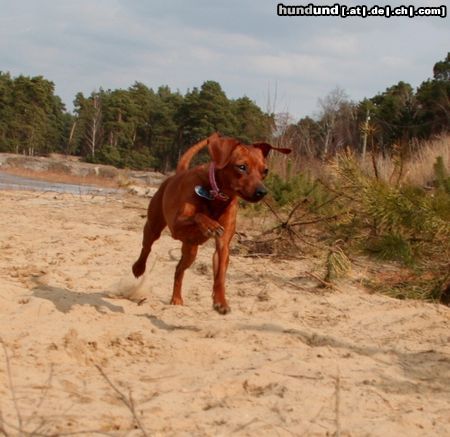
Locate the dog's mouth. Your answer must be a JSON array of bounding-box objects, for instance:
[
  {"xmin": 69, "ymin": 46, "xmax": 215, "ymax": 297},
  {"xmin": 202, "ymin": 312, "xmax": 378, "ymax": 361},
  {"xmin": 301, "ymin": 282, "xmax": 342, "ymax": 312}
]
[{"xmin": 237, "ymin": 190, "xmax": 267, "ymax": 203}]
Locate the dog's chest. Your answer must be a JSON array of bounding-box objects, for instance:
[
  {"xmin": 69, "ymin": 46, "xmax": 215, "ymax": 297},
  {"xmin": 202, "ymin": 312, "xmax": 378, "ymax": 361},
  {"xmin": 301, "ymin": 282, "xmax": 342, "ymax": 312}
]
[{"xmin": 204, "ymin": 199, "xmax": 232, "ymax": 221}]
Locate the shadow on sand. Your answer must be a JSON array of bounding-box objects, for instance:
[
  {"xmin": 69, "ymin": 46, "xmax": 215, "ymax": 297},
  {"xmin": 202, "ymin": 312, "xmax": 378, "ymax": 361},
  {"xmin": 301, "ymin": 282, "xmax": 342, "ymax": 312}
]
[{"xmin": 32, "ymin": 283, "xmax": 124, "ymax": 314}]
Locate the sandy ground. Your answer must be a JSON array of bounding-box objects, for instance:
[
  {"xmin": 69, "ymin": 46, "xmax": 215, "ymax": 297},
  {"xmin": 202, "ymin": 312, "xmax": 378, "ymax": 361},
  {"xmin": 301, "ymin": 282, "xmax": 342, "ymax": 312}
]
[{"xmin": 0, "ymin": 189, "xmax": 449, "ymax": 436}]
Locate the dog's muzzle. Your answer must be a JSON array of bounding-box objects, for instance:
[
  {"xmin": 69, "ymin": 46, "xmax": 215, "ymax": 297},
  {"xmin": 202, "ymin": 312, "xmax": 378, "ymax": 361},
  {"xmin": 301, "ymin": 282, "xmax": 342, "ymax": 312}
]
[{"xmin": 252, "ymin": 185, "xmax": 268, "ymax": 201}]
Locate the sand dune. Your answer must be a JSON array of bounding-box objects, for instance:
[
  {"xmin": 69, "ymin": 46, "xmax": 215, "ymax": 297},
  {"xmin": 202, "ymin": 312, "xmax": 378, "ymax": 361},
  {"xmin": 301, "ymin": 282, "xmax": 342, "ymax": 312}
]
[{"xmin": 0, "ymin": 190, "xmax": 449, "ymax": 436}]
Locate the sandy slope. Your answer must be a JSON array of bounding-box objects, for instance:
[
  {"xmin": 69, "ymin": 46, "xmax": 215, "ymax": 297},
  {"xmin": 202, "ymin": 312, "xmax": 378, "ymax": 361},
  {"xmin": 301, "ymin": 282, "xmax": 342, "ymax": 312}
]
[{"xmin": 0, "ymin": 190, "xmax": 449, "ymax": 436}]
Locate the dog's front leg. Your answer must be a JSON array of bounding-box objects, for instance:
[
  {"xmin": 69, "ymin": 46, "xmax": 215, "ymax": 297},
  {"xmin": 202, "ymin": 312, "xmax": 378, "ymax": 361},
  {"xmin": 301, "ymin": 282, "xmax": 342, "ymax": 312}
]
[
  {"xmin": 211, "ymin": 202, "xmax": 237, "ymax": 315},
  {"xmin": 172, "ymin": 211, "xmax": 224, "ymax": 240},
  {"xmin": 212, "ymin": 236, "xmax": 232, "ymax": 314},
  {"xmin": 171, "ymin": 242, "xmax": 198, "ymax": 305}
]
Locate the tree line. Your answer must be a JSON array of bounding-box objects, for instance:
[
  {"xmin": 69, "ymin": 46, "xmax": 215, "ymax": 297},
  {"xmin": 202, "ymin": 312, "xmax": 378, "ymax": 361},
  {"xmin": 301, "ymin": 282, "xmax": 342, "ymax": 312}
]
[
  {"xmin": 283, "ymin": 53, "xmax": 450, "ymax": 160},
  {"xmin": 0, "ymin": 53, "xmax": 448, "ymax": 171}
]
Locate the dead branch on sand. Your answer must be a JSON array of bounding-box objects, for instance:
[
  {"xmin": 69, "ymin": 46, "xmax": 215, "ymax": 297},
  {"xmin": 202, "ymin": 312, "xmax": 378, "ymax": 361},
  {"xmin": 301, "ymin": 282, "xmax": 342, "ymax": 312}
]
[{"xmin": 95, "ymin": 365, "xmax": 149, "ymax": 437}]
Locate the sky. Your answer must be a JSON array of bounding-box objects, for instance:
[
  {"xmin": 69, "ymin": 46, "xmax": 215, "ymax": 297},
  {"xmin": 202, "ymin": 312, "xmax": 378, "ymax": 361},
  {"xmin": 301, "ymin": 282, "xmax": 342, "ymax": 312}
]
[{"xmin": 0, "ymin": 0, "xmax": 449, "ymax": 120}]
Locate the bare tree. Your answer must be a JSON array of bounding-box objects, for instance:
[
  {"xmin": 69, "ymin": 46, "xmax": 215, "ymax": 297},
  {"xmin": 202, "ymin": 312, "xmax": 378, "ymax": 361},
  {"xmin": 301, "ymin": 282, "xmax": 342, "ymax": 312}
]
[
  {"xmin": 274, "ymin": 112, "xmax": 296, "ymax": 147},
  {"xmin": 85, "ymin": 94, "xmax": 102, "ymax": 159},
  {"xmin": 317, "ymin": 86, "xmax": 349, "ymax": 157}
]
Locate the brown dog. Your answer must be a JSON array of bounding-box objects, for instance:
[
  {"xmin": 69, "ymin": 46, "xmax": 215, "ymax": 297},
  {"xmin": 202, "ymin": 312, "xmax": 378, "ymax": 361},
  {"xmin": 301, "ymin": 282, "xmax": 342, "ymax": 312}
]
[{"xmin": 132, "ymin": 133, "xmax": 291, "ymax": 314}]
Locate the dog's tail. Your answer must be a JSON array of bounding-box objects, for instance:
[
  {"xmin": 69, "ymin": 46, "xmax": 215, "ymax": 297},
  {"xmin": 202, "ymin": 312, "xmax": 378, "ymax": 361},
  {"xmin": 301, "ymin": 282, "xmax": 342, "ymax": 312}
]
[{"xmin": 176, "ymin": 133, "xmax": 219, "ymax": 173}]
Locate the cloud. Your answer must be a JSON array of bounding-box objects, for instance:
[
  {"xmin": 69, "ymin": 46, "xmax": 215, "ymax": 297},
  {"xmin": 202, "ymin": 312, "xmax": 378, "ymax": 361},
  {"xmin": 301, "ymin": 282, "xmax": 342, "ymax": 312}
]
[
  {"xmin": 309, "ymin": 33, "xmax": 360, "ymax": 57},
  {"xmin": 0, "ymin": 0, "xmax": 449, "ymax": 118},
  {"xmin": 250, "ymin": 53, "xmax": 326, "ymax": 78}
]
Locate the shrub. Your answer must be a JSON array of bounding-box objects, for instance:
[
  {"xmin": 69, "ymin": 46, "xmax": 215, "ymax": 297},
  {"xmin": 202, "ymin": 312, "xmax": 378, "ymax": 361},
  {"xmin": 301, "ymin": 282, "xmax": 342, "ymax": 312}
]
[
  {"xmin": 85, "ymin": 145, "xmax": 158, "ymax": 170},
  {"xmin": 330, "ymin": 153, "xmax": 450, "ymax": 248},
  {"xmin": 434, "ymin": 155, "xmax": 450, "ymax": 194},
  {"xmin": 266, "ymin": 171, "xmax": 331, "ymax": 211},
  {"xmin": 328, "ymin": 152, "xmax": 449, "ymax": 302}
]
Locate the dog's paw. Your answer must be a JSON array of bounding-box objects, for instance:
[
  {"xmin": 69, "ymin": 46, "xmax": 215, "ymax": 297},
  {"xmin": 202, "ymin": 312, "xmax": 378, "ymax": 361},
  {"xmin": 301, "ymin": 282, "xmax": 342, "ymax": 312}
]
[
  {"xmin": 200, "ymin": 220, "xmax": 224, "ymax": 238},
  {"xmin": 170, "ymin": 296, "xmax": 184, "ymax": 306},
  {"xmin": 193, "ymin": 214, "xmax": 225, "ymax": 239},
  {"xmin": 208, "ymin": 224, "xmax": 224, "ymax": 238},
  {"xmin": 132, "ymin": 260, "xmax": 145, "ymax": 278},
  {"xmin": 213, "ymin": 302, "xmax": 231, "ymax": 315}
]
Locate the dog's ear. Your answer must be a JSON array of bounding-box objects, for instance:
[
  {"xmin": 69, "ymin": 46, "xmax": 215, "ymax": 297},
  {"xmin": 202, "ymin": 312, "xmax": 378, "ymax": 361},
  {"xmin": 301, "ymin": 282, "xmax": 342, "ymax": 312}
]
[
  {"xmin": 208, "ymin": 134, "xmax": 240, "ymax": 169},
  {"xmin": 253, "ymin": 142, "xmax": 292, "ymax": 158}
]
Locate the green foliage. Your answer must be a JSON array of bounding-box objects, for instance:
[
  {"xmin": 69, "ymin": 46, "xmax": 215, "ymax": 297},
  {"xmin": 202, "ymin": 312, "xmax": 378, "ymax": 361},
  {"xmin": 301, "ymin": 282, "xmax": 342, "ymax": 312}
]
[
  {"xmin": 0, "ymin": 72, "xmax": 67, "ymax": 155},
  {"xmin": 370, "ymin": 81, "xmax": 417, "ymax": 150},
  {"xmin": 0, "ymin": 74, "xmax": 272, "ymax": 171},
  {"xmin": 122, "ymin": 148, "xmax": 158, "ymax": 171},
  {"xmin": 433, "ymin": 52, "xmax": 450, "ymax": 81},
  {"xmin": 433, "ymin": 155, "xmax": 450, "ymax": 194},
  {"xmin": 246, "ymin": 150, "xmax": 449, "ymax": 303},
  {"xmin": 285, "ymin": 53, "xmax": 450, "ymax": 158},
  {"xmin": 259, "ymin": 152, "xmax": 449, "ymax": 302},
  {"xmin": 231, "ymin": 96, "xmax": 273, "ymax": 144},
  {"xmin": 430, "ymin": 156, "xmax": 450, "ymax": 223},
  {"xmin": 265, "ymin": 171, "xmax": 329, "ymax": 209},
  {"xmin": 71, "ymin": 80, "xmax": 271, "ymax": 171},
  {"xmin": 87, "ymin": 144, "xmax": 122, "ymax": 168},
  {"xmin": 327, "ymin": 153, "xmax": 450, "ymax": 283},
  {"xmin": 288, "ymin": 116, "xmax": 321, "ymax": 157},
  {"xmin": 366, "ymin": 233, "xmax": 414, "ymax": 265},
  {"xmin": 87, "ymin": 144, "xmax": 158, "ymax": 170},
  {"xmin": 416, "ymin": 77, "xmax": 450, "ymax": 138},
  {"xmin": 265, "ymin": 173, "xmax": 295, "ymax": 206},
  {"xmin": 1, "ymin": 51, "xmax": 449, "ymax": 171},
  {"xmin": 365, "ymin": 269, "xmax": 450, "ymax": 304}
]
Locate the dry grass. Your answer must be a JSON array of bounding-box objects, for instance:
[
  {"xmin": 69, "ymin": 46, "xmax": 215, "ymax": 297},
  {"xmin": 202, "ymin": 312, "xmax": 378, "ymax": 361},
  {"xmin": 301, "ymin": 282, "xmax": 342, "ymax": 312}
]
[
  {"xmin": 1, "ymin": 167, "xmax": 120, "ymax": 189},
  {"xmin": 360, "ymin": 135, "xmax": 450, "ymax": 186},
  {"xmin": 271, "ymin": 134, "xmax": 450, "ymax": 188},
  {"xmin": 269, "ymin": 153, "xmax": 325, "ymax": 180},
  {"xmin": 405, "ymin": 136, "xmax": 450, "ymax": 185}
]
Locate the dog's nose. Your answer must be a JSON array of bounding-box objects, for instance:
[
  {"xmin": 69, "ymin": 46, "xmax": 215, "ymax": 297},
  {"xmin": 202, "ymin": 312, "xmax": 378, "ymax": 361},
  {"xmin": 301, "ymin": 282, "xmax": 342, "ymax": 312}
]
[{"xmin": 254, "ymin": 186, "xmax": 268, "ymax": 199}]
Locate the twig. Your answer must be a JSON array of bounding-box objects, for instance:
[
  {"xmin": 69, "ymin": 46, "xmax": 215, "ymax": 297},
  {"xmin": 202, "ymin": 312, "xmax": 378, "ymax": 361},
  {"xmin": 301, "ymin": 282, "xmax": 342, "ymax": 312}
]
[
  {"xmin": 26, "ymin": 364, "xmax": 54, "ymax": 429},
  {"xmin": 241, "ymin": 253, "xmax": 278, "ymax": 258},
  {"xmin": 0, "ymin": 346, "xmax": 93, "ymax": 436},
  {"xmin": 262, "ymin": 188, "xmax": 327, "ymax": 233},
  {"xmin": 286, "ymin": 227, "xmax": 304, "ymax": 252},
  {"xmin": 335, "ymin": 368, "xmax": 341, "ymax": 437},
  {"xmin": 301, "ymin": 403, "xmax": 328, "ymax": 436},
  {"xmin": 1, "ymin": 340, "xmax": 23, "ymax": 432},
  {"xmin": 289, "ymin": 214, "xmax": 340, "ymax": 227},
  {"xmin": 270, "ymin": 370, "xmax": 323, "ymax": 380},
  {"xmin": 285, "ymin": 188, "xmax": 313, "ymax": 222},
  {"xmin": 286, "ymin": 225, "xmax": 323, "ymax": 251},
  {"xmin": 123, "ymin": 205, "xmax": 147, "ymax": 211},
  {"xmin": 311, "ymin": 194, "xmax": 342, "ymax": 213},
  {"xmin": 29, "ymin": 418, "xmax": 48, "ymax": 437},
  {"xmin": 137, "ymin": 297, "xmax": 147, "ymax": 306},
  {"xmin": 95, "ymin": 365, "xmax": 149, "ymax": 437},
  {"xmin": 295, "ymin": 194, "xmax": 342, "ymax": 222},
  {"xmin": 305, "ymin": 271, "xmax": 334, "ymax": 289},
  {"xmin": 232, "ymin": 418, "xmax": 259, "ymax": 434},
  {"xmin": 262, "ymin": 198, "xmax": 284, "ymax": 223},
  {"xmin": 0, "ymin": 417, "xmax": 110, "ymax": 436},
  {"xmin": 317, "ymin": 179, "xmax": 357, "ymax": 202},
  {"xmin": 0, "ymin": 407, "xmax": 8, "ymax": 437},
  {"xmin": 366, "ymin": 387, "xmax": 395, "ymax": 410}
]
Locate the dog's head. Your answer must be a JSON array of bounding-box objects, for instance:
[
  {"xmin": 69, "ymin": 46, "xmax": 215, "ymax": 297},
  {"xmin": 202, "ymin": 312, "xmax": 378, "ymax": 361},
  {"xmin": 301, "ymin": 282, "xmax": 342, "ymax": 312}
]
[{"xmin": 207, "ymin": 133, "xmax": 291, "ymax": 203}]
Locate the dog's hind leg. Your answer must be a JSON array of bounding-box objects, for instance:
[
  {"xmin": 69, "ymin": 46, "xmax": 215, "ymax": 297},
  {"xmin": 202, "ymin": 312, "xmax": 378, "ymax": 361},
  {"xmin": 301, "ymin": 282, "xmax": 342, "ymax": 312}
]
[
  {"xmin": 170, "ymin": 242, "xmax": 198, "ymax": 305},
  {"xmin": 132, "ymin": 187, "xmax": 167, "ymax": 278}
]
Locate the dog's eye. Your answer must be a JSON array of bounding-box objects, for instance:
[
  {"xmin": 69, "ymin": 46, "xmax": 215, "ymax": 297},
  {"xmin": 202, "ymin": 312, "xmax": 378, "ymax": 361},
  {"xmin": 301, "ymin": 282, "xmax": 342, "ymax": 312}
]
[
  {"xmin": 236, "ymin": 164, "xmax": 248, "ymax": 173},
  {"xmin": 263, "ymin": 168, "xmax": 269, "ymax": 177}
]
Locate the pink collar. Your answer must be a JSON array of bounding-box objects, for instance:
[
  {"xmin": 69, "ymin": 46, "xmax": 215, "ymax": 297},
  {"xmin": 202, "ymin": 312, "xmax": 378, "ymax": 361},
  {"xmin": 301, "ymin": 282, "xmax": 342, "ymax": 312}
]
[{"xmin": 208, "ymin": 162, "xmax": 229, "ymax": 201}]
